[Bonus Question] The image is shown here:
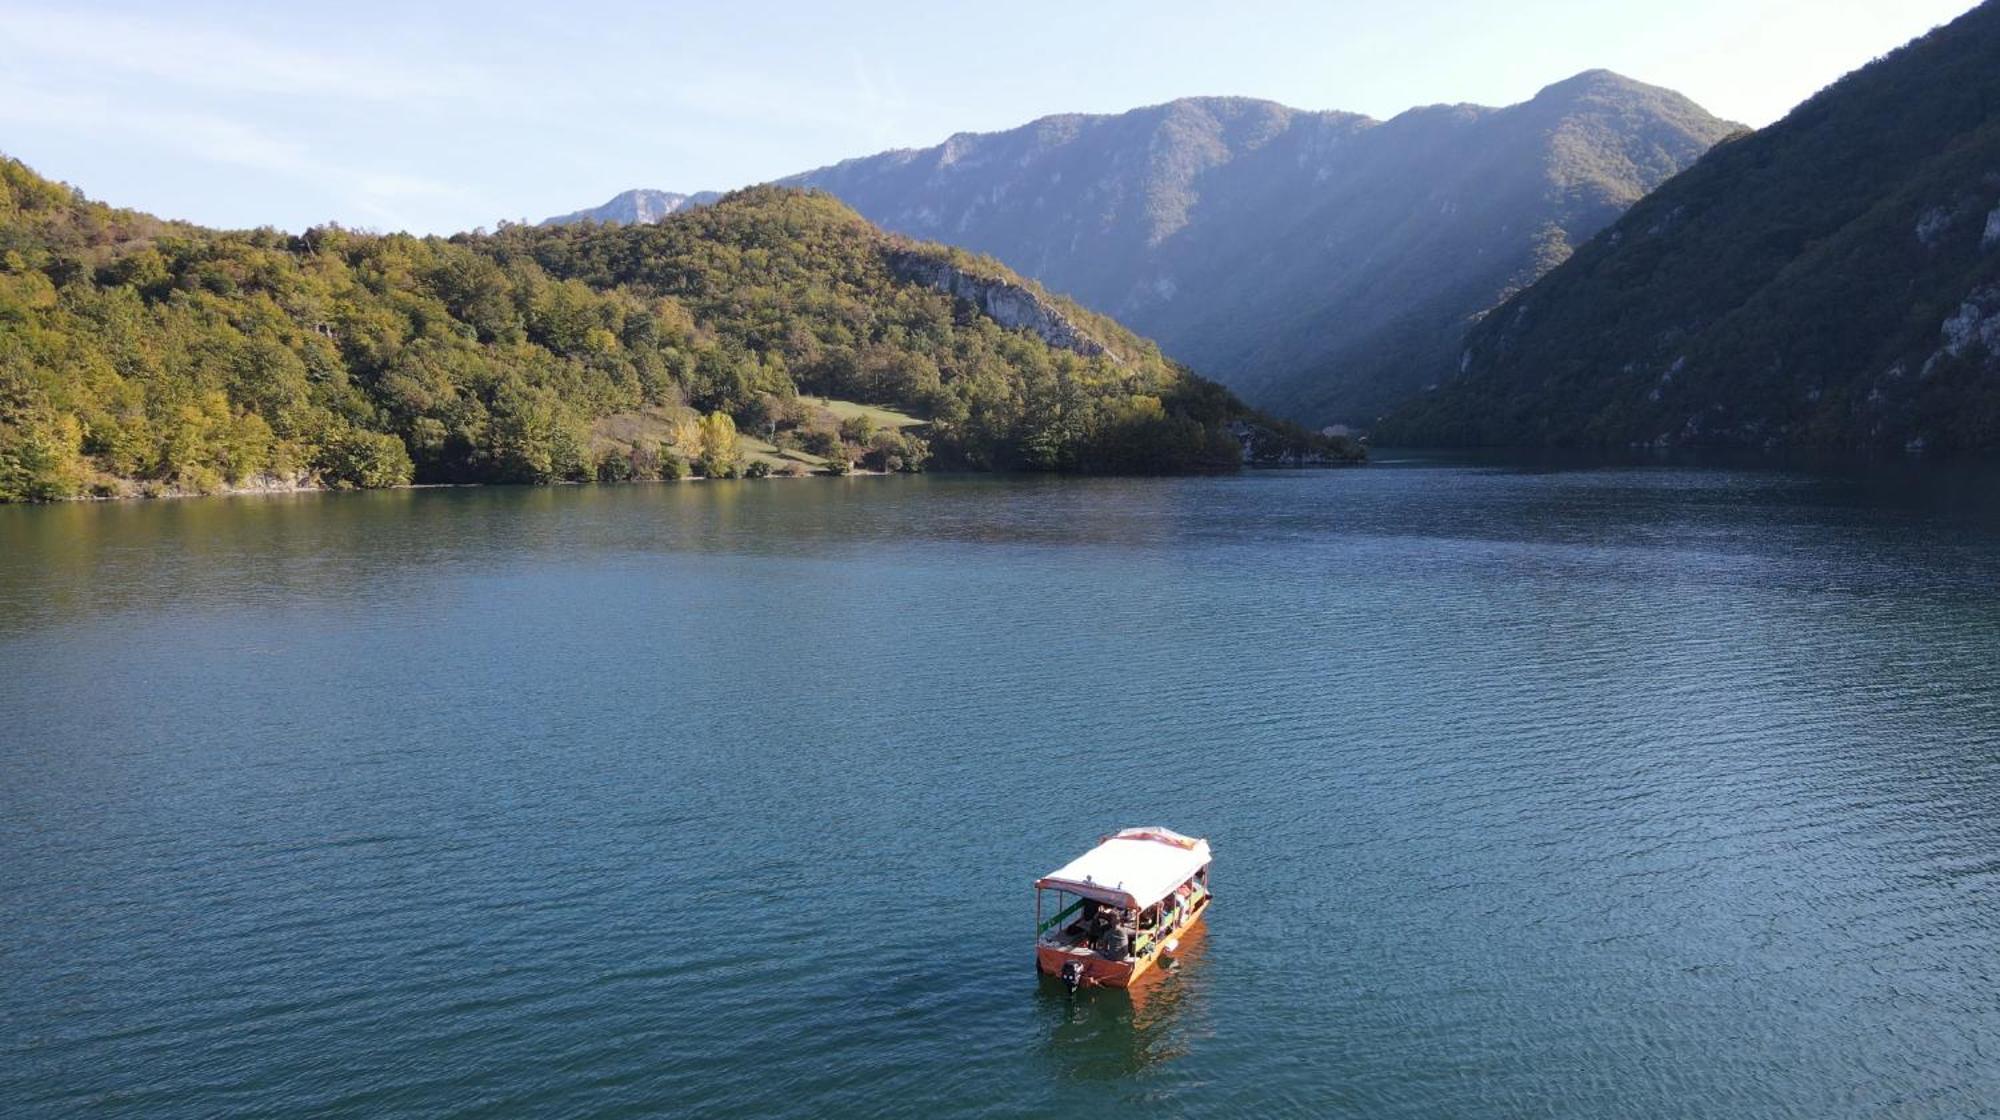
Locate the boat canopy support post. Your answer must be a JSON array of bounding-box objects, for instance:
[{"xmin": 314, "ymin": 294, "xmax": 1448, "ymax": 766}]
[{"xmin": 1037, "ymin": 889, "xmax": 1084, "ymax": 937}]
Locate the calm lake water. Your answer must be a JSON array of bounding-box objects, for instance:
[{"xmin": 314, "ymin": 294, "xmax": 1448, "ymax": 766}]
[{"xmin": 4, "ymin": 455, "xmax": 2000, "ymax": 1118}]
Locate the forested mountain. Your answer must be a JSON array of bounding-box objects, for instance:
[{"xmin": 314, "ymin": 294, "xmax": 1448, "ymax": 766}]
[
  {"xmin": 542, "ymin": 188, "xmax": 720, "ymax": 227},
  {"xmin": 560, "ymin": 73, "xmax": 1735, "ymax": 424},
  {"xmin": 1380, "ymin": 1, "xmax": 2000, "ymax": 452},
  {"xmin": 0, "ymin": 158, "xmax": 1345, "ymax": 501}
]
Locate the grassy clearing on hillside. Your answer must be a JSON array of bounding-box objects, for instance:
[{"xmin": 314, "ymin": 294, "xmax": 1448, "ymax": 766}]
[
  {"xmin": 739, "ymin": 435, "xmax": 826, "ymax": 470},
  {"xmin": 588, "ymin": 406, "xmax": 677, "ymax": 453},
  {"xmin": 589, "ymin": 398, "xmax": 919, "ymax": 476},
  {"xmin": 808, "ymin": 398, "xmax": 924, "ymax": 431},
  {"xmin": 587, "ymin": 405, "xmax": 679, "ymax": 459}
]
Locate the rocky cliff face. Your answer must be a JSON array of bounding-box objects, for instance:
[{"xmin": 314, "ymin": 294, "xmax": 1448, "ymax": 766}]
[
  {"xmin": 887, "ymin": 250, "xmax": 1110, "ymax": 358},
  {"xmin": 541, "ymin": 188, "xmax": 720, "ymax": 227}
]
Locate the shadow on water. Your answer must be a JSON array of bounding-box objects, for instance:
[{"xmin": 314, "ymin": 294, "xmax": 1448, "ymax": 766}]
[{"xmin": 1034, "ymin": 927, "xmax": 1210, "ymax": 1081}]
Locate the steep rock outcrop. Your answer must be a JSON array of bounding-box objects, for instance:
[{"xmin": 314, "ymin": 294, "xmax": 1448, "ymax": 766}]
[
  {"xmin": 887, "ymin": 250, "xmax": 1110, "ymax": 359},
  {"xmin": 542, "ymin": 189, "xmax": 720, "ymax": 227}
]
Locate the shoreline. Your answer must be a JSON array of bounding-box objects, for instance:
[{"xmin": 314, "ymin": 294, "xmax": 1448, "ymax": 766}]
[
  {"xmin": 41, "ymin": 466, "xmax": 909, "ymax": 505},
  {"xmin": 23, "ymin": 459, "xmax": 1365, "ymax": 506}
]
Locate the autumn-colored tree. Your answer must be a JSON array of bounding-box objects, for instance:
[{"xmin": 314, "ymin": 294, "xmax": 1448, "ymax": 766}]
[{"xmin": 696, "ymin": 410, "xmax": 740, "ymax": 478}]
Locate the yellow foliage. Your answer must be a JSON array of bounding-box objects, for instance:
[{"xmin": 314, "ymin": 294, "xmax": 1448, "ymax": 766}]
[
  {"xmin": 666, "ymin": 408, "xmax": 703, "ymax": 452},
  {"xmin": 697, "ymin": 410, "xmax": 740, "ymax": 474}
]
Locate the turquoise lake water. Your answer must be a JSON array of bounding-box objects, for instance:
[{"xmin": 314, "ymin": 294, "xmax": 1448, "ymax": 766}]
[{"xmin": 4, "ymin": 456, "xmax": 2000, "ymax": 1117}]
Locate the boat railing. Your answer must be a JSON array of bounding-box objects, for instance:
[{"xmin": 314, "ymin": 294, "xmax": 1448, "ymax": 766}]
[
  {"xmin": 1039, "ymin": 883, "xmax": 1208, "ymax": 956},
  {"xmin": 1131, "ymin": 888, "xmax": 1207, "ymax": 958},
  {"xmin": 1133, "ymin": 925, "xmax": 1163, "ymax": 958},
  {"xmin": 1037, "ymin": 896, "xmax": 1084, "ymax": 938}
]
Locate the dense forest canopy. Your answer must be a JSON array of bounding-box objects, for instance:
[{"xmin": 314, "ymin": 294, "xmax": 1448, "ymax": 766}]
[{"xmin": 0, "ymin": 159, "xmax": 1355, "ymax": 501}]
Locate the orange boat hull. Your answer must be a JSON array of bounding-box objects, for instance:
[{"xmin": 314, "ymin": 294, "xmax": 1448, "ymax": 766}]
[{"xmin": 1037, "ymin": 896, "xmax": 1209, "ymax": 989}]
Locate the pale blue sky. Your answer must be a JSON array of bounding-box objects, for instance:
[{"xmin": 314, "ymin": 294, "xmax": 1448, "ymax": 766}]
[{"xmin": 0, "ymin": 0, "xmax": 1980, "ymax": 234}]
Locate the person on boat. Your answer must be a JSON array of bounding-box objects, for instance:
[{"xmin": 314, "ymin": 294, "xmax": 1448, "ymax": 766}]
[
  {"xmin": 1073, "ymin": 899, "xmax": 1101, "ymax": 934},
  {"xmin": 1097, "ymin": 920, "xmax": 1130, "ymax": 959},
  {"xmin": 1079, "ymin": 900, "xmax": 1113, "ymax": 942}
]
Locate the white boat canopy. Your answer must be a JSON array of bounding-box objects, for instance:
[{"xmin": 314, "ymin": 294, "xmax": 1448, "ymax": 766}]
[{"xmin": 1035, "ymin": 827, "xmax": 1211, "ymax": 910}]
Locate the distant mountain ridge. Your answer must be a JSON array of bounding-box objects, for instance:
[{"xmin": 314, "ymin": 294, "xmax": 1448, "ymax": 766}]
[
  {"xmin": 551, "ymin": 72, "xmax": 1738, "ymax": 424},
  {"xmin": 1381, "ymin": 1, "xmax": 2000, "ymax": 452},
  {"xmin": 542, "ymin": 188, "xmax": 721, "ymax": 227}
]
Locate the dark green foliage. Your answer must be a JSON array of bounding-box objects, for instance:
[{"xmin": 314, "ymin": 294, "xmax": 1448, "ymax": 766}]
[
  {"xmin": 1382, "ymin": 2, "xmax": 2000, "ymax": 452},
  {"xmin": 0, "ymin": 163, "xmax": 1353, "ymax": 500},
  {"xmin": 861, "ymin": 428, "xmax": 931, "ymax": 473},
  {"xmin": 837, "ymin": 414, "xmax": 874, "ymax": 445},
  {"xmin": 797, "ymin": 425, "xmax": 841, "ymax": 458},
  {"xmin": 316, "ymin": 429, "xmax": 414, "ymax": 490},
  {"xmin": 743, "ymin": 459, "xmax": 772, "ymax": 479},
  {"xmin": 595, "ymin": 449, "xmax": 637, "ymax": 483}
]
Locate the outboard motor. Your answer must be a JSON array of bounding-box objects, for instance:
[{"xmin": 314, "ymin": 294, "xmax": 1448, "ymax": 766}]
[{"xmin": 1059, "ymin": 960, "xmax": 1086, "ymax": 993}]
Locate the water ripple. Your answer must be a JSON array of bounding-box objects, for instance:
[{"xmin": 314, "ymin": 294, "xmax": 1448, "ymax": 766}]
[{"xmin": 3, "ymin": 459, "xmax": 2000, "ymax": 1117}]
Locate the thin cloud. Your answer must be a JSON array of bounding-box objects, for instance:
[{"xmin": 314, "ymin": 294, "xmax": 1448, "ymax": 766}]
[
  {"xmin": 628, "ymin": 57, "xmax": 912, "ymax": 141},
  {"xmin": 0, "ymin": 5, "xmax": 498, "ymax": 102},
  {"xmin": 0, "ymin": 84, "xmax": 313, "ymax": 176},
  {"xmin": 0, "ymin": 81, "xmax": 488, "ymax": 230}
]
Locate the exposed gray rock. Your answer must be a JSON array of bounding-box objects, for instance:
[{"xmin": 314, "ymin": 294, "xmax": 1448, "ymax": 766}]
[
  {"xmin": 886, "ymin": 251, "xmax": 1110, "ymax": 359},
  {"xmin": 1940, "ymin": 283, "xmax": 2000, "ymax": 360},
  {"xmin": 542, "ymin": 189, "xmax": 721, "ymax": 227},
  {"xmin": 1917, "ymin": 205, "xmax": 1955, "ymax": 247}
]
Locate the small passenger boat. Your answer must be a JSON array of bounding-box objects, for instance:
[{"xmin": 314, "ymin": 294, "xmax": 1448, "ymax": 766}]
[{"xmin": 1035, "ymin": 827, "xmax": 1212, "ymax": 990}]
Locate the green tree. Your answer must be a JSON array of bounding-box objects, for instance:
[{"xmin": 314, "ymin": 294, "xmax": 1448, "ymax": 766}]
[
  {"xmin": 658, "ymin": 446, "xmax": 689, "ymax": 480},
  {"xmin": 0, "ymin": 410, "xmax": 85, "ymax": 501},
  {"xmin": 837, "ymin": 413, "xmax": 875, "ymax": 445},
  {"xmin": 316, "ymin": 428, "xmax": 413, "ymax": 489}
]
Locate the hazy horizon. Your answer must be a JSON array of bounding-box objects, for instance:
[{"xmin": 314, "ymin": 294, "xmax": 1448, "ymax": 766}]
[{"xmin": 0, "ymin": 0, "xmax": 1982, "ymax": 234}]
